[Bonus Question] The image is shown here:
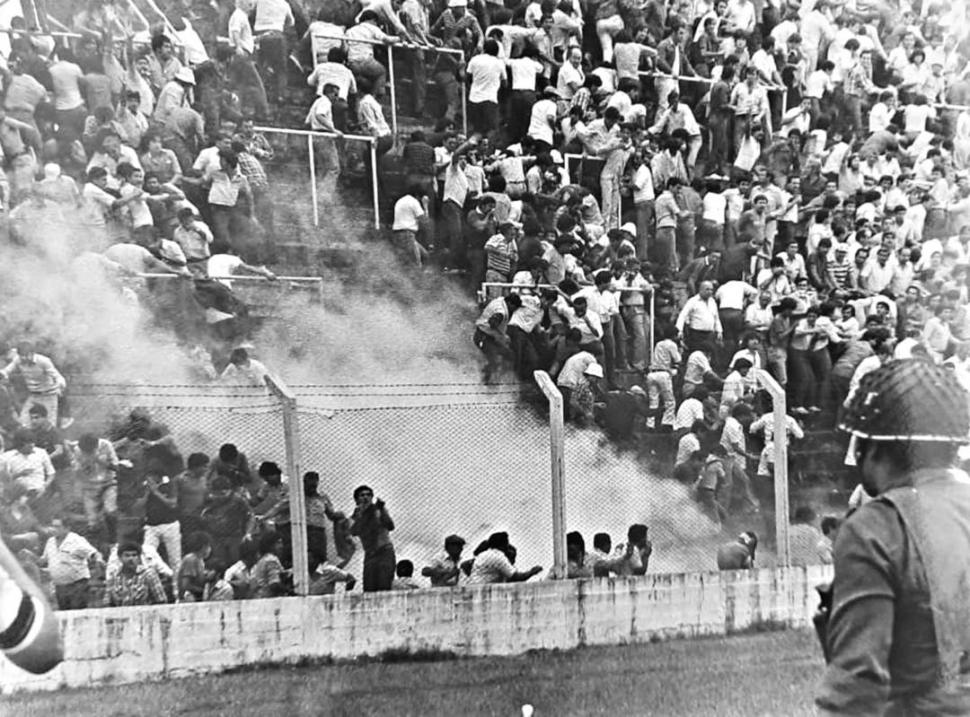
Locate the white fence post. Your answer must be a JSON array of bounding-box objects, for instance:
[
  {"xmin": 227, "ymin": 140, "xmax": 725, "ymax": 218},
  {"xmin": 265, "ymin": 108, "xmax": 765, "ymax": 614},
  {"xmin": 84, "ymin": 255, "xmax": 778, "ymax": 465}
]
[
  {"xmin": 266, "ymin": 375, "xmax": 309, "ymax": 595},
  {"xmin": 756, "ymin": 368, "xmax": 790, "ymax": 567},
  {"xmin": 534, "ymin": 370, "xmax": 567, "ymax": 579}
]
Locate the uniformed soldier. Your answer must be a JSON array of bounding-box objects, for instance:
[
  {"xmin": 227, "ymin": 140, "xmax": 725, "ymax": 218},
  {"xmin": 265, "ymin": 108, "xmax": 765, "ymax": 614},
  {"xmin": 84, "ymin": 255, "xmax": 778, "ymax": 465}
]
[{"xmin": 816, "ymin": 359, "xmax": 970, "ymax": 715}]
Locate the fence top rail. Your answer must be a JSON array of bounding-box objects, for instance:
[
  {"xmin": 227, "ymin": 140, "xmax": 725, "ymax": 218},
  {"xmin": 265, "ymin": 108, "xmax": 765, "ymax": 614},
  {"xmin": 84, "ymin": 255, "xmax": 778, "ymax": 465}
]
[
  {"xmin": 481, "ymin": 282, "xmax": 650, "ymax": 294},
  {"xmin": 0, "ymin": 28, "xmax": 84, "ymax": 38},
  {"xmin": 252, "ymin": 125, "xmax": 375, "ymax": 143},
  {"xmin": 136, "ymin": 273, "xmax": 322, "ymax": 285},
  {"xmin": 638, "ymin": 70, "xmax": 785, "ymax": 92},
  {"xmin": 310, "ymin": 31, "xmax": 463, "ymax": 56}
]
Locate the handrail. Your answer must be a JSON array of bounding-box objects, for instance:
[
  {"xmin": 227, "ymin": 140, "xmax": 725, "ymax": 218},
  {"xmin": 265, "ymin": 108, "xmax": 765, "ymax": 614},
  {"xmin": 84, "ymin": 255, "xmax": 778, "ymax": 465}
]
[
  {"xmin": 137, "ymin": 273, "xmax": 322, "ymax": 286},
  {"xmin": 638, "ymin": 70, "xmax": 786, "ymax": 92},
  {"xmin": 253, "ymin": 124, "xmax": 375, "ymax": 144},
  {"xmin": 311, "ymin": 32, "xmax": 463, "ymax": 56},
  {"xmin": 252, "ymin": 125, "xmax": 380, "ymax": 230}
]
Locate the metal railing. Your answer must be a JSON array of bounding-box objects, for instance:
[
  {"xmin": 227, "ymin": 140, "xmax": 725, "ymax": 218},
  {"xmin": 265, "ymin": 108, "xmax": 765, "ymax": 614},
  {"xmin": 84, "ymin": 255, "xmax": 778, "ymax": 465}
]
[
  {"xmin": 254, "ymin": 125, "xmax": 380, "ymax": 229},
  {"xmin": 479, "ymin": 282, "xmax": 657, "ymax": 356},
  {"xmin": 312, "ymin": 32, "xmax": 468, "ymax": 138},
  {"xmin": 137, "ymin": 273, "xmax": 325, "ymax": 298}
]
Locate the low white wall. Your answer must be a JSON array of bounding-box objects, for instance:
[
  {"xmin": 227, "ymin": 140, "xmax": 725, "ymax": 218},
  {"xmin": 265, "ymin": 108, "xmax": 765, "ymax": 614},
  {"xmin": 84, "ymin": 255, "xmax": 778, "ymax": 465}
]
[{"xmin": 0, "ymin": 566, "xmax": 832, "ymax": 694}]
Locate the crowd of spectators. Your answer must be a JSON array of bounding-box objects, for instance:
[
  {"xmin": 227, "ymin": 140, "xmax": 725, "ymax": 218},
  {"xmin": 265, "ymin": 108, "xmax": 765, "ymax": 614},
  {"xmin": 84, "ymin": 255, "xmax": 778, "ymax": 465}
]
[
  {"xmin": 411, "ymin": 0, "xmax": 970, "ymax": 533},
  {"xmin": 1, "ymin": 0, "xmax": 969, "ymax": 608}
]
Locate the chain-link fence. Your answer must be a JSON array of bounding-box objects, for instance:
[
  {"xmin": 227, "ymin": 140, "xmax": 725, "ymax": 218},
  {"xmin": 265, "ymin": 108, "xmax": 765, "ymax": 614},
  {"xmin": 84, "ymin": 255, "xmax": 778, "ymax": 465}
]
[{"xmin": 57, "ymin": 377, "xmax": 806, "ymax": 591}]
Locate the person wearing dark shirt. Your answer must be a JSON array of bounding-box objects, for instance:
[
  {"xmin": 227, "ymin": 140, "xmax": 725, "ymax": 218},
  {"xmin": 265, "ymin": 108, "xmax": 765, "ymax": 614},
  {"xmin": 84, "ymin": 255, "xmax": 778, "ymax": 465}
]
[
  {"xmin": 673, "ymin": 450, "xmax": 705, "ymax": 485},
  {"xmin": 144, "ymin": 469, "xmax": 181, "ymax": 574},
  {"xmin": 718, "ymin": 238, "xmax": 762, "ymax": 283},
  {"xmin": 200, "ymin": 475, "xmax": 253, "ymax": 570},
  {"xmin": 816, "ymin": 360, "xmax": 970, "ymax": 716},
  {"xmin": 206, "ymin": 443, "xmax": 254, "ymax": 497},
  {"xmin": 350, "ymin": 484, "xmax": 395, "ymax": 592},
  {"xmin": 716, "ymin": 531, "xmax": 757, "ymax": 570},
  {"xmin": 600, "ymin": 386, "xmax": 649, "ymax": 442},
  {"xmin": 176, "ymin": 452, "xmax": 210, "ymax": 536},
  {"xmin": 27, "ymin": 403, "xmax": 67, "ymax": 471}
]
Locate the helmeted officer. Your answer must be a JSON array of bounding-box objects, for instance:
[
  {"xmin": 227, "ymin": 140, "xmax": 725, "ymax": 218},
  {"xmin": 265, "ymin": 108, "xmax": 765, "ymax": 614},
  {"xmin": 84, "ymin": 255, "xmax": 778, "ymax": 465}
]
[{"xmin": 816, "ymin": 359, "xmax": 970, "ymax": 715}]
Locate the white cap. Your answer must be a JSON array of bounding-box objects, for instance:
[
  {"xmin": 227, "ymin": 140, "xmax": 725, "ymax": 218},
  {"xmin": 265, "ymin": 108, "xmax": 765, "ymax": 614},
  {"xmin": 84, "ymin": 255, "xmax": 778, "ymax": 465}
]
[
  {"xmin": 584, "ymin": 363, "xmax": 604, "ymax": 379},
  {"xmin": 175, "ymin": 67, "xmax": 195, "ymax": 85},
  {"xmin": 158, "ymin": 239, "xmax": 187, "ymax": 265},
  {"xmin": 620, "ymin": 222, "xmax": 637, "ymax": 236},
  {"xmin": 448, "ymin": 0, "xmax": 467, "ymax": 7}
]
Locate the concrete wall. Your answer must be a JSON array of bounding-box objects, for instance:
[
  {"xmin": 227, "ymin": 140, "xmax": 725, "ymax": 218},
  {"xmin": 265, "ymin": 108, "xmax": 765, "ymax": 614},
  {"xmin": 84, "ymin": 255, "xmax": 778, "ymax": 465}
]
[{"xmin": 0, "ymin": 566, "xmax": 832, "ymax": 694}]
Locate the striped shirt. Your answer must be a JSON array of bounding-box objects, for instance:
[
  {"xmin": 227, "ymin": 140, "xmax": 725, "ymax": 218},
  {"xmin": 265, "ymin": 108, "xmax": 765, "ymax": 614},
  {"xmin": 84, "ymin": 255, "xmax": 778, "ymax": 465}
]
[{"xmin": 484, "ymin": 234, "xmax": 517, "ymax": 277}]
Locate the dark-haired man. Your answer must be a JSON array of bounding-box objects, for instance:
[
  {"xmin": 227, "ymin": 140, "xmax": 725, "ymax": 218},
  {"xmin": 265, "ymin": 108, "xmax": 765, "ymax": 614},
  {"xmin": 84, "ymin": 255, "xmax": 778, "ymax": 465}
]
[
  {"xmin": 104, "ymin": 542, "xmax": 167, "ymax": 606},
  {"xmin": 350, "ymin": 485, "xmax": 396, "ymax": 591}
]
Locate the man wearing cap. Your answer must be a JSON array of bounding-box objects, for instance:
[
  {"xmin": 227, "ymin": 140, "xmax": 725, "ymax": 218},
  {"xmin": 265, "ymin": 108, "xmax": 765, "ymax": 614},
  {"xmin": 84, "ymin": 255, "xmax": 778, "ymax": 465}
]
[
  {"xmin": 817, "ymin": 360, "xmax": 970, "ymax": 715},
  {"xmin": 422, "ymin": 535, "xmax": 465, "ymax": 587},
  {"xmin": 153, "ymin": 67, "xmax": 195, "ymax": 126}
]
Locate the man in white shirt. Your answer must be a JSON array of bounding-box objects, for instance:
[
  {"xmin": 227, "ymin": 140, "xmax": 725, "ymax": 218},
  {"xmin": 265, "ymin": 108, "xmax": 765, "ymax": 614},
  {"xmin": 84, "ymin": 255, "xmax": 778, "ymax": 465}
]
[
  {"xmin": 716, "ymin": 279, "xmax": 759, "ymax": 352},
  {"xmin": 676, "ymin": 280, "xmax": 723, "ymax": 352},
  {"xmin": 527, "ymin": 86, "xmax": 559, "ymax": 152},
  {"xmin": 0, "ymin": 428, "xmax": 55, "ymax": 496},
  {"xmin": 391, "ymin": 184, "xmax": 429, "ymax": 265},
  {"xmin": 254, "ymin": 0, "xmax": 294, "ymax": 104},
  {"xmin": 306, "ymin": 84, "xmax": 342, "ymax": 183},
  {"xmin": 40, "ymin": 518, "xmax": 102, "ymax": 610},
  {"xmin": 466, "ymin": 532, "xmax": 541, "ymax": 584},
  {"xmin": 466, "ymin": 39, "xmax": 506, "ymax": 136},
  {"xmin": 227, "ymin": 0, "xmax": 269, "ymax": 118}
]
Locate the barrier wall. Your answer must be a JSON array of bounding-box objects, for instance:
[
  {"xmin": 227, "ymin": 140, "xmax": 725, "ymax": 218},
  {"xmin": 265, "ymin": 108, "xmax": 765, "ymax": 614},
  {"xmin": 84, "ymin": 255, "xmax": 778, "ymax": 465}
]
[{"xmin": 0, "ymin": 566, "xmax": 832, "ymax": 694}]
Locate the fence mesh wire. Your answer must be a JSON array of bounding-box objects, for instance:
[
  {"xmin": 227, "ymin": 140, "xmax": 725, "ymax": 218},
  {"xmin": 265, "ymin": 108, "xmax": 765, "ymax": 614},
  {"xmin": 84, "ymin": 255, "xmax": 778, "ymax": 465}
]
[{"xmin": 61, "ymin": 382, "xmax": 797, "ymax": 575}]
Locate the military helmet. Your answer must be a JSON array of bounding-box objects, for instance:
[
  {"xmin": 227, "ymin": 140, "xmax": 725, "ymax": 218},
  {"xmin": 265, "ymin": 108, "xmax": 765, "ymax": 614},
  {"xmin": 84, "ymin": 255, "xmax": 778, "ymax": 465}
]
[{"xmin": 840, "ymin": 359, "xmax": 970, "ymax": 443}]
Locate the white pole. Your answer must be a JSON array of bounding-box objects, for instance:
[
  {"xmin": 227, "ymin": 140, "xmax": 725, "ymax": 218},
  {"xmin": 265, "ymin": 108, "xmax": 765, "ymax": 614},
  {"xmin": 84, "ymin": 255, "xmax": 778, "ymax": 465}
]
[
  {"xmin": 387, "ymin": 44, "xmax": 398, "ymax": 142},
  {"xmin": 533, "ymin": 370, "xmax": 567, "ymax": 579},
  {"xmin": 649, "ymin": 290, "xmax": 656, "ymax": 358},
  {"xmin": 756, "ymin": 369, "xmax": 791, "ymax": 566},
  {"xmin": 460, "ymin": 79, "xmax": 468, "ymax": 137},
  {"xmin": 307, "ymin": 134, "xmax": 319, "ymax": 227},
  {"xmin": 370, "ymin": 140, "xmax": 380, "ymax": 229}
]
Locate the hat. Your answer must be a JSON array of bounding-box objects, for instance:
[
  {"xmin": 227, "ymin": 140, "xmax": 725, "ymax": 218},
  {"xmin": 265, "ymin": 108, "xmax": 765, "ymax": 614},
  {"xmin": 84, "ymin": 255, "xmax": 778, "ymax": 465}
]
[
  {"xmin": 444, "ymin": 534, "xmax": 465, "ymax": 546},
  {"xmin": 175, "ymin": 67, "xmax": 195, "ymax": 85},
  {"xmin": 158, "ymin": 239, "xmax": 186, "ymax": 265},
  {"xmin": 448, "ymin": 0, "xmax": 467, "ymax": 6},
  {"xmin": 620, "ymin": 222, "xmax": 637, "ymax": 236},
  {"xmin": 584, "ymin": 363, "xmax": 604, "ymax": 379},
  {"xmin": 629, "ymin": 385, "xmax": 647, "ymax": 398}
]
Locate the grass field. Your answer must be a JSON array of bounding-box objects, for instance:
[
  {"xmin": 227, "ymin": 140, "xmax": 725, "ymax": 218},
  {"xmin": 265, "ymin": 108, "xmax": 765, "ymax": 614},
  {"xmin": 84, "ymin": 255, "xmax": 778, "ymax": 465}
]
[{"xmin": 7, "ymin": 630, "xmax": 823, "ymax": 716}]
